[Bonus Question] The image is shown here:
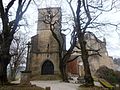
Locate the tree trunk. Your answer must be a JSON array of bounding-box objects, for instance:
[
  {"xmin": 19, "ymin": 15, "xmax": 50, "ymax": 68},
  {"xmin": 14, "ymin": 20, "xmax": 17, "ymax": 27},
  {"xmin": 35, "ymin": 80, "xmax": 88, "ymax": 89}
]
[
  {"xmin": 82, "ymin": 57, "xmax": 94, "ymax": 86},
  {"xmin": 59, "ymin": 60, "xmax": 69, "ymax": 82},
  {"xmin": 62, "ymin": 65, "xmax": 69, "ymax": 82},
  {"xmin": 80, "ymin": 40, "xmax": 94, "ymax": 86},
  {"xmin": 0, "ymin": 55, "xmax": 11, "ymax": 85}
]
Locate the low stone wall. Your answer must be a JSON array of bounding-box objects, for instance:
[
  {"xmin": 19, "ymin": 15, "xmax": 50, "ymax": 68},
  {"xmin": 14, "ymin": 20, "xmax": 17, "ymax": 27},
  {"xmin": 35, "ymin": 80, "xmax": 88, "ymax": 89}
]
[{"xmin": 31, "ymin": 75, "xmax": 62, "ymax": 80}]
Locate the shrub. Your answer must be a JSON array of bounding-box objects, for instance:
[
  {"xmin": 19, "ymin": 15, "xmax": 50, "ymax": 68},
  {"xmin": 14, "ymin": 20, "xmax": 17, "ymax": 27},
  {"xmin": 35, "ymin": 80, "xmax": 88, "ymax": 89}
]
[{"xmin": 95, "ymin": 66, "xmax": 120, "ymax": 84}]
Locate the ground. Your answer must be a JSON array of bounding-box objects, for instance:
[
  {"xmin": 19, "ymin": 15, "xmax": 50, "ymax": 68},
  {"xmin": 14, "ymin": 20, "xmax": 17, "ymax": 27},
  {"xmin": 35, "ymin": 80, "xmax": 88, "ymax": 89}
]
[
  {"xmin": 2, "ymin": 79, "xmax": 113, "ymax": 90},
  {"xmin": 11, "ymin": 76, "xmax": 116, "ymax": 90},
  {"xmin": 12, "ymin": 80, "xmax": 80, "ymax": 90}
]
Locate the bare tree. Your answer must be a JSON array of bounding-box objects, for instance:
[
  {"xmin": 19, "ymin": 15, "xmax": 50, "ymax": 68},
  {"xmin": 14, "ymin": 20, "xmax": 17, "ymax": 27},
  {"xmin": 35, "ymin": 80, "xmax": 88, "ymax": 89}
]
[
  {"xmin": 0, "ymin": 0, "xmax": 31, "ymax": 85},
  {"xmin": 8, "ymin": 32, "xmax": 27, "ymax": 81},
  {"xmin": 66, "ymin": 0, "xmax": 120, "ymax": 86}
]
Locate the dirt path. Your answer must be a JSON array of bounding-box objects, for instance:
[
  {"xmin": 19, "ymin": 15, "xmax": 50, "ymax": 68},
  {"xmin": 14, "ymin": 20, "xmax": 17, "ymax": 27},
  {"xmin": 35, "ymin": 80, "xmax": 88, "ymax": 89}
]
[{"xmin": 31, "ymin": 80, "xmax": 80, "ymax": 90}]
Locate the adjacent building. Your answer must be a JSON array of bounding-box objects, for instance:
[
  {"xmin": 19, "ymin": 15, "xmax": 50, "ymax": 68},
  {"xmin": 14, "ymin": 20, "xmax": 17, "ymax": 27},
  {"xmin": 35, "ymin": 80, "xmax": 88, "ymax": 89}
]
[{"xmin": 67, "ymin": 34, "xmax": 115, "ymax": 76}]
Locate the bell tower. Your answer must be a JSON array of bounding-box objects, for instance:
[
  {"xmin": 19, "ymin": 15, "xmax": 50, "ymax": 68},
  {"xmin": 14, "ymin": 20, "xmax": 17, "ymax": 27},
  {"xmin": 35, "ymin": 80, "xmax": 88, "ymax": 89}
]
[{"xmin": 30, "ymin": 7, "xmax": 63, "ymax": 80}]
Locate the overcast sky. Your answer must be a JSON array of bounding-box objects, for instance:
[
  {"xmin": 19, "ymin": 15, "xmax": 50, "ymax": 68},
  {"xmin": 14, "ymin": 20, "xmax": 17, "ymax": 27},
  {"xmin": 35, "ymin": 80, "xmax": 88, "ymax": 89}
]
[{"xmin": 25, "ymin": 0, "xmax": 120, "ymax": 58}]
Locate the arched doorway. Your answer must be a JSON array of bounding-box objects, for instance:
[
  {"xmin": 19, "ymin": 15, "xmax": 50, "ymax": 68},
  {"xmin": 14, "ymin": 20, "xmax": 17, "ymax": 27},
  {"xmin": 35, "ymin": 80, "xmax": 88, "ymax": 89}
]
[{"xmin": 41, "ymin": 60, "xmax": 54, "ymax": 75}]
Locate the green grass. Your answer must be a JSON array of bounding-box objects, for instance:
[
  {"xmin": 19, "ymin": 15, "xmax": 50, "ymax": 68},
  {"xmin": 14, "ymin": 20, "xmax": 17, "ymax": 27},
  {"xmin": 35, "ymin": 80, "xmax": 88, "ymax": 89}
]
[
  {"xmin": 78, "ymin": 77, "xmax": 113, "ymax": 90},
  {"xmin": 79, "ymin": 87, "xmax": 109, "ymax": 90},
  {"xmin": 98, "ymin": 78, "xmax": 114, "ymax": 89},
  {"xmin": 93, "ymin": 76, "xmax": 114, "ymax": 89}
]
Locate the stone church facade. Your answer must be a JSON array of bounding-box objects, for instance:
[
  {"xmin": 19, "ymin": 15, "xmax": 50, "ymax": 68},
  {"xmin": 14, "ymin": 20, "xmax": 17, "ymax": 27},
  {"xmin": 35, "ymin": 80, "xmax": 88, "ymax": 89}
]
[{"xmin": 30, "ymin": 7, "xmax": 63, "ymax": 79}]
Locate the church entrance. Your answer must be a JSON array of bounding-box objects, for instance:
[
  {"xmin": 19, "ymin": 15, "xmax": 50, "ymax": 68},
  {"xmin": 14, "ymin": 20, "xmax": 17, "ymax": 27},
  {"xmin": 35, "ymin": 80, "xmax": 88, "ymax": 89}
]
[{"xmin": 41, "ymin": 60, "xmax": 54, "ymax": 75}]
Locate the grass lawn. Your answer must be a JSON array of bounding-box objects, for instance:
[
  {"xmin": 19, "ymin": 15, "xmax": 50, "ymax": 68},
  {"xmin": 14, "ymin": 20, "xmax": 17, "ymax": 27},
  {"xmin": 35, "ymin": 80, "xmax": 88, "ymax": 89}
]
[{"xmin": 79, "ymin": 86, "xmax": 109, "ymax": 90}]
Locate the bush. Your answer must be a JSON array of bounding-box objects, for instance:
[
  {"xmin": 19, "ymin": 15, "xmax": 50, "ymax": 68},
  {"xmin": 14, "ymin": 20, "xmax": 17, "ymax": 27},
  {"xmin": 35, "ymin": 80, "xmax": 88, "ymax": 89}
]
[{"xmin": 95, "ymin": 66, "xmax": 120, "ymax": 84}]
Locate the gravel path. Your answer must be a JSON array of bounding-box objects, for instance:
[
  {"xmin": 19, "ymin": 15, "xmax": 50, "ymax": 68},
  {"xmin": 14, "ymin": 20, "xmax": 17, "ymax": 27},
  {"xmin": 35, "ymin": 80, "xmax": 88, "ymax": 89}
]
[{"xmin": 31, "ymin": 80, "xmax": 80, "ymax": 90}]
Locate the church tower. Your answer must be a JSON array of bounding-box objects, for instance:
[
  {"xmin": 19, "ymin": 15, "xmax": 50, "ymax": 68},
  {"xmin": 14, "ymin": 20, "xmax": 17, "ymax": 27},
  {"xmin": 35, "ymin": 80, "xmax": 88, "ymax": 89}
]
[{"xmin": 30, "ymin": 7, "xmax": 63, "ymax": 80}]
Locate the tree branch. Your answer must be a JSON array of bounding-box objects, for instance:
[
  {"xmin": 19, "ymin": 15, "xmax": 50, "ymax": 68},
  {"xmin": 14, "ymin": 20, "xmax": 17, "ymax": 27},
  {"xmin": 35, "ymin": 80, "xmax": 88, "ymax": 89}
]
[
  {"xmin": 5, "ymin": 0, "xmax": 16, "ymax": 14},
  {"xmin": 82, "ymin": 0, "xmax": 92, "ymax": 32},
  {"xmin": 0, "ymin": 0, "xmax": 5, "ymax": 18},
  {"xmin": 11, "ymin": 0, "xmax": 31, "ymax": 34},
  {"xmin": 66, "ymin": 0, "xmax": 76, "ymax": 23},
  {"xmin": 22, "ymin": 0, "xmax": 31, "ymax": 14},
  {"xmin": 67, "ymin": 55, "xmax": 80, "ymax": 63},
  {"xmin": 89, "ymin": 52, "xmax": 101, "ymax": 57}
]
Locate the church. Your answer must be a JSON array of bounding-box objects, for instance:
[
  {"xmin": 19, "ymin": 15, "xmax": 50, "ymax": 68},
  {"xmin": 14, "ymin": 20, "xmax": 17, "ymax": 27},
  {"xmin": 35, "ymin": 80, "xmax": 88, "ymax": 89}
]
[{"xmin": 30, "ymin": 7, "xmax": 63, "ymax": 80}]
